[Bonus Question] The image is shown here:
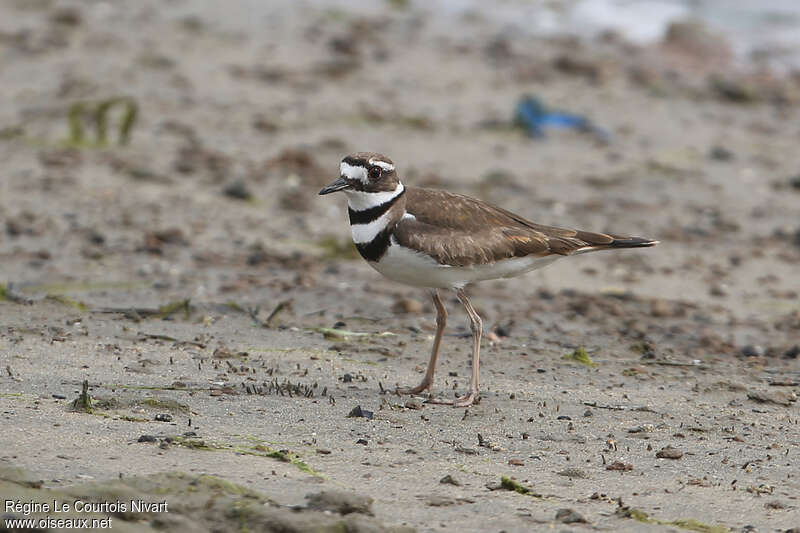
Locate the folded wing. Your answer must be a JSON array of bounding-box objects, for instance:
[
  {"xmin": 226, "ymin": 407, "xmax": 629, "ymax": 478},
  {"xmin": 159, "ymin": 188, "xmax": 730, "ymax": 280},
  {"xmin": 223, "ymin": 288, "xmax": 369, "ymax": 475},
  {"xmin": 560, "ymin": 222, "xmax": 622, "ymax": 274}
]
[{"xmin": 396, "ymin": 188, "xmax": 656, "ymax": 266}]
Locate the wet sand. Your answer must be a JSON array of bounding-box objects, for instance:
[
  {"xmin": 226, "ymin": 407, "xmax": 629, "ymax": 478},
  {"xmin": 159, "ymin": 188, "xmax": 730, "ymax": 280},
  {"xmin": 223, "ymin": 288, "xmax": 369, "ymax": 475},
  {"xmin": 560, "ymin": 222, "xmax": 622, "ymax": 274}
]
[{"xmin": 1, "ymin": 1, "xmax": 799, "ymax": 532}]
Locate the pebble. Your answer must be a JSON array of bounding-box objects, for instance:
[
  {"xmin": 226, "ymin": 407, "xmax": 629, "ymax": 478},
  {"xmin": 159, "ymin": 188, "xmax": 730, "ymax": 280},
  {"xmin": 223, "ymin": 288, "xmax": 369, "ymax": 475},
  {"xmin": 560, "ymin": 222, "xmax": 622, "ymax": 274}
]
[
  {"xmin": 557, "ymin": 467, "xmax": 588, "ymax": 478},
  {"xmin": 222, "ymin": 180, "xmax": 252, "ymax": 200},
  {"xmin": 783, "ymin": 345, "xmax": 799, "ymax": 359},
  {"xmin": 555, "ymin": 508, "xmax": 588, "ymax": 524},
  {"xmin": 154, "ymin": 413, "xmax": 173, "ymax": 422},
  {"xmin": 306, "ymin": 490, "xmax": 374, "ymax": 516},
  {"xmin": 439, "ymin": 474, "xmax": 461, "ymax": 486},
  {"xmin": 455, "ymin": 446, "xmax": 478, "ymax": 455},
  {"xmin": 137, "ymin": 435, "xmax": 157, "ymax": 443},
  {"xmin": 709, "ymin": 283, "xmax": 728, "ymax": 297},
  {"xmin": 392, "ymin": 297, "xmax": 424, "ymax": 314},
  {"xmin": 740, "ymin": 345, "xmax": 764, "ymax": 357},
  {"xmin": 347, "ymin": 405, "xmax": 373, "ymax": 419},
  {"xmin": 426, "ymin": 495, "xmax": 456, "ymax": 507},
  {"xmin": 404, "ymin": 399, "xmax": 423, "ymax": 410},
  {"xmin": 656, "ymin": 446, "xmax": 683, "ymax": 459},
  {"xmin": 709, "ymin": 146, "xmax": 735, "ymax": 161},
  {"xmin": 747, "ymin": 389, "xmax": 795, "ymax": 406}
]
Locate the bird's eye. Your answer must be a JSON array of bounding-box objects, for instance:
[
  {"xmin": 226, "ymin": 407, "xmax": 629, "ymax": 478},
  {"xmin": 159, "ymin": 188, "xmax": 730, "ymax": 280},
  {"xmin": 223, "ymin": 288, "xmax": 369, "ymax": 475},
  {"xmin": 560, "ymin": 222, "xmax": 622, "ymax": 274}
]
[{"xmin": 368, "ymin": 166, "xmax": 382, "ymax": 181}]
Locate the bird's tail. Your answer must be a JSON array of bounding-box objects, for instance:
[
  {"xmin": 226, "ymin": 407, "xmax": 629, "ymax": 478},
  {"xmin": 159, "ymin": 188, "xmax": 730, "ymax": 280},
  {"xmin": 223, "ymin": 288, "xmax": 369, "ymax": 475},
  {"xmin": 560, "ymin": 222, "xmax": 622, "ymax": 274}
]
[
  {"xmin": 571, "ymin": 234, "xmax": 659, "ymax": 255},
  {"xmin": 605, "ymin": 236, "xmax": 659, "ymax": 249}
]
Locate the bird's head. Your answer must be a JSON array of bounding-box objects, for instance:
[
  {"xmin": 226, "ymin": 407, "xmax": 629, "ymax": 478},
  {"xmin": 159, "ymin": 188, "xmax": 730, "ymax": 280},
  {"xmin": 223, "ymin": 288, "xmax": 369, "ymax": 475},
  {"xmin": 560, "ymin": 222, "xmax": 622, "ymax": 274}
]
[{"xmin": 319, "ymin": 152, "xmax": 401, "ymax": 196}]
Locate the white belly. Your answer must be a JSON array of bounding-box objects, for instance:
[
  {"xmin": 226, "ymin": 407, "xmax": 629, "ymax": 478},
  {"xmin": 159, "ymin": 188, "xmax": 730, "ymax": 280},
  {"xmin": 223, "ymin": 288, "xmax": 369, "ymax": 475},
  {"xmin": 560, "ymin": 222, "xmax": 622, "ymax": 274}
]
[{"xmin": 369, "ymin": 242, "xmax": 560, "ymax": 289}]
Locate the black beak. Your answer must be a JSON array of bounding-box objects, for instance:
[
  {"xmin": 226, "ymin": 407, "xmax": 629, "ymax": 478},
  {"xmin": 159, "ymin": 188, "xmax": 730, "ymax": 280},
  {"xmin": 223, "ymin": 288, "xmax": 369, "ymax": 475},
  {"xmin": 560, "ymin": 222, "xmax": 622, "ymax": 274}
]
[{"xmin": 319, "ymin": 176, "xmax": 351, "ymax": 195}]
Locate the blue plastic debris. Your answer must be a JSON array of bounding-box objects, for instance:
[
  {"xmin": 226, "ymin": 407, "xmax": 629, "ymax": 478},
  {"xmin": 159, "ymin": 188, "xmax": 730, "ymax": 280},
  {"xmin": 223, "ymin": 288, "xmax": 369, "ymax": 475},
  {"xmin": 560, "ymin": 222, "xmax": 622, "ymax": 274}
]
[{"xmin": 513, "ymin": 95, "xmax": 610, "ymax": 141}]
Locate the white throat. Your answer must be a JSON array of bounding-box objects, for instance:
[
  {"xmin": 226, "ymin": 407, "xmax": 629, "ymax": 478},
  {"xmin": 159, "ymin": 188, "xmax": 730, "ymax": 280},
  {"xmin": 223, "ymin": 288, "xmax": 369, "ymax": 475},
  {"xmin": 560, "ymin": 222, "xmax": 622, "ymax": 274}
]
[{"xmin": 345, "ymin": 182, "xmax": 404, "ymax": 212}]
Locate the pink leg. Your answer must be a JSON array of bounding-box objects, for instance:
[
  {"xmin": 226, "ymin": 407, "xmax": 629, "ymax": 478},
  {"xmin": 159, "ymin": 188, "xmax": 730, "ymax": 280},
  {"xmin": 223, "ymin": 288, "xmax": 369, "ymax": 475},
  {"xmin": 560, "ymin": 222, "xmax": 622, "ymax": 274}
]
[
  {"xmin": 396, "ymin": 290, "xmax": 447, "ymax": 395},
  {"xmin": 453, "ymin": 288, "xmax": 481, "ymax": 407}
]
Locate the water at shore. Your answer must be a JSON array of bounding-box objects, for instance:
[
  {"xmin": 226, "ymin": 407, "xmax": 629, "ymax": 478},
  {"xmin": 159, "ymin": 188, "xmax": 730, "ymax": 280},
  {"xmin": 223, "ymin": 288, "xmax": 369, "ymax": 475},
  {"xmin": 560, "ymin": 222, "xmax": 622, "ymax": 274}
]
[{"xmin": 189, "ymin": 0, "xmax": 800, "ymax": 71}]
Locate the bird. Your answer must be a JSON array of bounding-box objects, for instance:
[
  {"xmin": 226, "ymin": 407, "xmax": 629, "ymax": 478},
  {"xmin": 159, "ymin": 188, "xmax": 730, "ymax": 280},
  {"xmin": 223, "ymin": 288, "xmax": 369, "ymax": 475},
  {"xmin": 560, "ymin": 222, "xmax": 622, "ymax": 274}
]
[{"xmin": 319, "ymin": 152, "xmax": 658, "ymax": 407}]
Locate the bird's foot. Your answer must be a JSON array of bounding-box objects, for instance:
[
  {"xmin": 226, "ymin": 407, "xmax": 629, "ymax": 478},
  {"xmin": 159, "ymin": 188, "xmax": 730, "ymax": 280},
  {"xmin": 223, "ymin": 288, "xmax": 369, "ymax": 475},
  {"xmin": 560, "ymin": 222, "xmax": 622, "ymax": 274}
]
[
  {"xmin": 453, "ymin": 391, "xmax": 480, "ymax": 408},
  {"xmin": 421, "ymin": 391, "xmax": 480, "ymax": 407},
  {"xmin": 423, "ymin": 396, "xmax": 454, "ymax": 405},
  {"xmin": 395, "ymin": 380, "xmax": 432, "ymax": 396}
]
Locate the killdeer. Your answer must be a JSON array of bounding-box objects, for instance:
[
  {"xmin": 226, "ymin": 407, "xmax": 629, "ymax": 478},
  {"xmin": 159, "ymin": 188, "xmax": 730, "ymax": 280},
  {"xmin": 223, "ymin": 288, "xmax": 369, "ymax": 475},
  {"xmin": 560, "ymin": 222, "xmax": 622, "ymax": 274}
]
[{"xmin": 320, "ymin": 152, "xmax": 658, "ymax": 407}]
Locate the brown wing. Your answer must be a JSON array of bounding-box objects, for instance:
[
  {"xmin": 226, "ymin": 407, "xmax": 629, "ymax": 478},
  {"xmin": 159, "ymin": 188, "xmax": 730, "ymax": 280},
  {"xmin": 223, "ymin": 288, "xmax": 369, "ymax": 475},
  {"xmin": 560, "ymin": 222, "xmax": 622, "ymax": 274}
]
[{"xmin": 397, "ymin": 188, "xmax": 655, "ymax": 266}]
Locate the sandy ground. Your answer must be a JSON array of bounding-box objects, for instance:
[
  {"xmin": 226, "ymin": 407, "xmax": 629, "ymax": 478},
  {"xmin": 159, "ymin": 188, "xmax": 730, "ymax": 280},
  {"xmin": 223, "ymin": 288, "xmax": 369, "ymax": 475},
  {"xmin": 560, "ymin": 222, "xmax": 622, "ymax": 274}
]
[{"xmin": 1, "ymin": 1, "xmax": 799, "ymax": 532}]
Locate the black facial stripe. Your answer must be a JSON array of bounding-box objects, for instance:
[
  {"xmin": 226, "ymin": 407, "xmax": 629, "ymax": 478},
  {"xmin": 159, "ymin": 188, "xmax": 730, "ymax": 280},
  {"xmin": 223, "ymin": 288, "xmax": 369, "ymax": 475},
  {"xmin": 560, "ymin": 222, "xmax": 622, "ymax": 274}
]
[
  {"xmin": 342, "ymin": 156, "xmax": 368, "ymax": 168},
  {"xmin": 348, "ymin": 187, "xmax": 405, "ymax": 225},
  {"xmin": 346, "ymin": 177, "xmax": 365, "ymax": 192},
  {"xmin": 355, "ymin": 230, "xmax": 392, "ymax": 262}
]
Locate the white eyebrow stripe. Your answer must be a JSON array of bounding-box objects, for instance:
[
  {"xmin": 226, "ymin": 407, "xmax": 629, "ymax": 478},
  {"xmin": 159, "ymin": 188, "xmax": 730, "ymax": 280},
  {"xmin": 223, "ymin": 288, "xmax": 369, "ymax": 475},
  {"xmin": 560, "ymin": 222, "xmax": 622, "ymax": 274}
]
[
  {"xmin": 340, "ymin": 162, "xmax": 369, "ymax": 184},
  {"xmin": 369, "ymin": 159, "xmax": 394, "ymax": 171}
]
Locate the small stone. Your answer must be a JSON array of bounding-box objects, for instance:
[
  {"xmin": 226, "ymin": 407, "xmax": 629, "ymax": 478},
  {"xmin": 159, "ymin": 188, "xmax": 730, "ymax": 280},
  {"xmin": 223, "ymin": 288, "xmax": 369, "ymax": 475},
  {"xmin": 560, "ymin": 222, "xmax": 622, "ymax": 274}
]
[
  {"xmin": 583, "ymin": 409, "xmax": 593, "ymax": 417},
  {"xmin": 556, "ymin": 415, "xmax": 572, "ymax": 421},
  {"xmin": 50, "ymin": 7, "xmax": 82, "ymax": 26},
  {"xmin": 316, "ymin": 448, "xmax": 332, "ymax": 455},
  {"xmin": 356, "ymin": 438, "xmax": 368, "ymax": 446},
  {"xmin": 455, "ymin": 446, "xmax": 478, "ymax": 455},
  {"xmin": 789, "ymin": 174, "xmax": 800, "ymax": 190},
  {"xmin": 709, "ymin": 283, "xmax": 728, "ymax": 297},
  {"xmin": 426, "ymin": 495, "xmax": 455, "ymax": 507},
  {"xmin": 404, "ymin": 399, "xmax": 423, "ymax": 410},
  {"xmin": 154, "ymin": 413, "xmax": 173, "ymax": 422},
  {"xmin": 440, "ymin": 474, "xmax": 462, "ymax": 486},
  {"xmin": 709, "ymin": 146, "xmax": 735, "ymax": 161},
  {"xmin": 306, "ymin": 490, "xmax": 374, "ymax": 516},
  {"xmin": 222, "ymin": 180, "xmax": 252, "ymax": 200},
  {"xmin": 137, "ymin": 435, "xmax": 157, "ymax": 443},
  {"xmin": 747, "ymin": 389, "xmax": 795, "ymax": 406},
  {"xmin": 392, "ymin": 297, "xmax": 424, "ymax": 314},
  {"xmin": 87, "ymin": 230, "xmax": 106, "ymax": 245},
  {"xmin": 508, "ymin": 459, "xmax": 524, "ymax": 466},
  {"xmin": 782, "ymin": 345, "xmax": 799, "ymax": 359},
  {"xmin": 765, "ymin": 500, "xmax": 787, "ymax": 510},
  {"xmin": 557, "ymin": 468, "xmax": 588, "ymax": 478},
  {"xmin": 347, "ymin": 405, "xmax": 373, "ymax": 419},
  {"xmin": 606, "ymin": 461, "xmax": 633, "ymax": 471},
  {"xmin": 555, "ymin": 508, "xmax": 587, "ymax": 524},
  {"xmin": 740, "ymin": 345, "xmax": 764, "ymax": 357},
  {"xmin": 650, "ymin": 299, "xmax": 673, "ymax": 318},
  {"xmin": 656, "ymin": 446, "xmax": 683, "ymax": 459},
  {"xmin": 343, "ymin": 373, "xmax": 353, "ymax": 383}
]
